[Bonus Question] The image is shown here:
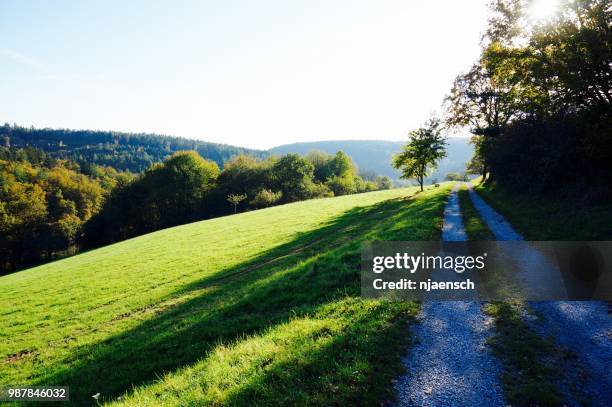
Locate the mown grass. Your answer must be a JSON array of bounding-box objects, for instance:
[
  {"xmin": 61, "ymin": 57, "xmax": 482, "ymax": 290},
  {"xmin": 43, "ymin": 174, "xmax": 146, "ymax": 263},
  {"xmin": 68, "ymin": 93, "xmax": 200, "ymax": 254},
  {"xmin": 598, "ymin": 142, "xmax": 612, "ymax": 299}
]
[
  {"xmin": 1, "ymin": 185, "xmax": 451, "ymax": 405},
  {"xmin": 474, "ymin": 182, "xmax": 612, "ymax": 240},
  {"xmin": 459, "ymin": 186, "xmax": 562, "ymax": 406}
]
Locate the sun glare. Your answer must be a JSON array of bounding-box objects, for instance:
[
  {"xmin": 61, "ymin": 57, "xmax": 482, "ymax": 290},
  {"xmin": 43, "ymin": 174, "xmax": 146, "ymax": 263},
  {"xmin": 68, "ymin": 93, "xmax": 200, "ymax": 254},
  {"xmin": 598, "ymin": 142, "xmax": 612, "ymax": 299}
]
[{"xmin": 528, "ymin": 0, "xmax": 561, "ymax": 21}]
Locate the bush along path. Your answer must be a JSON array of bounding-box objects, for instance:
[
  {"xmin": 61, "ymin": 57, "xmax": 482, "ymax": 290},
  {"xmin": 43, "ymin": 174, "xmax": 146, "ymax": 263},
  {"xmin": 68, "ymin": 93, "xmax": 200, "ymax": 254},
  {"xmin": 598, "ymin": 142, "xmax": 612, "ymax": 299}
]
[
  {"xmin": 467, "ymin": 184, "xmax": 612, "ymax": 406},
  {"xmin": 393, "ymin": 184, "xmax": 504, "ymax": 406}
]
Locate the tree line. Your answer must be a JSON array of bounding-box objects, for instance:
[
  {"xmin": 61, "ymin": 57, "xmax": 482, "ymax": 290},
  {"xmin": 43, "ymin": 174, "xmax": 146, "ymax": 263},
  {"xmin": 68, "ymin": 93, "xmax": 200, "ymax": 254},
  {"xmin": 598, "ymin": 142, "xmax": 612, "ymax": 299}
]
[
  {"xmin": 392, "ymin": 0, "xmax": 610, "ymax": 196},
  {"xmin": 0, "ymin": 146, "xmax": 392, "ymax": 273},
  {"xmin": 445, "ymin": 0, "xmax": 610, "ymax": 199},
  {"xmin": 0, "ymin": 147, "xmax": 131, "ymax": 272},
  {"xmin": 84, "ymin": 150, "xmax": 392, "ymax": 248}
]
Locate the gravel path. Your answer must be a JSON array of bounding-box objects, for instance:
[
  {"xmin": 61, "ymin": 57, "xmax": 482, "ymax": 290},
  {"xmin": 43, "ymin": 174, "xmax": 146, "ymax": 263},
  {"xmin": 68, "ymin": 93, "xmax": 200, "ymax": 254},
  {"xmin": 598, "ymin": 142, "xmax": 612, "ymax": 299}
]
[
  {"xmin": 393, "ymin": 185, "xmax": 504, "ymax": 406},
  {"xmin": 467, "ymin": 184, "xmax": 612, "ymax": 405},
  {"xmin": 441, "ymin": 186, "xmax": 467, "ymax": 242}
]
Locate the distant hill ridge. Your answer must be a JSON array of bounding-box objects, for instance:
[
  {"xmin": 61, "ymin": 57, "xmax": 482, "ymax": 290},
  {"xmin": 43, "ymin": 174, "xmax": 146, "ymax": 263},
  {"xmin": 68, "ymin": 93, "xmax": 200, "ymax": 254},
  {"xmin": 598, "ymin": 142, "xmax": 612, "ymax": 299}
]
[{"xmin": 1, "ymin": 125, "xmax": 473, "ymax": 181}]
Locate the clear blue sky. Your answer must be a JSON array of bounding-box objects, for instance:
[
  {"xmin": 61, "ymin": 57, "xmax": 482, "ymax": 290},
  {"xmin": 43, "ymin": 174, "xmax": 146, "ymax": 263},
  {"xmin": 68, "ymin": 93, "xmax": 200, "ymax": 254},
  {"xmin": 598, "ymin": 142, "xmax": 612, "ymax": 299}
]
[{"xmin": 1, "ymin": 0, "xmax": 488, "ymax": 149}]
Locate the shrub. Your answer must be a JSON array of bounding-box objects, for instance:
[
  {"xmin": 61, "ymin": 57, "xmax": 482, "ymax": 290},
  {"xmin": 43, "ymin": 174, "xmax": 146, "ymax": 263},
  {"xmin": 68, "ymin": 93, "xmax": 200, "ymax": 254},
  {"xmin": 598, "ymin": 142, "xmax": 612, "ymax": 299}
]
[
  {"xmin": 306, "ymin": 181, "xmax": 333, "ymax": 198},
  {"xmin": 326, "ymin": 175, "xmax": 355, "ymax": 196},
  {"xmin": 250, "ymin": 189, "xmax": 282, "ymax": 208},
  {"xmin": 444, "ymin": 172, "xmax": 467, "ymax": 182},
  {"xmin": 354, "ymin": 176, "xmax": 377, "ymax": 193},
  {"xmin": 376, "ymin": 176, "xmax": 393, "ymax": 190}
]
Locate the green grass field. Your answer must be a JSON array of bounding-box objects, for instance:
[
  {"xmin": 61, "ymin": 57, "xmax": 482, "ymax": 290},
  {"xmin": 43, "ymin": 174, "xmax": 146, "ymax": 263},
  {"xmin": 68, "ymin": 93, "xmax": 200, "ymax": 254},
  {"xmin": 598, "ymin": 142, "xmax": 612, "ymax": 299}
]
[{"xmin": 1, "ymin": 185, "xmax": 451, "ymax": 405}]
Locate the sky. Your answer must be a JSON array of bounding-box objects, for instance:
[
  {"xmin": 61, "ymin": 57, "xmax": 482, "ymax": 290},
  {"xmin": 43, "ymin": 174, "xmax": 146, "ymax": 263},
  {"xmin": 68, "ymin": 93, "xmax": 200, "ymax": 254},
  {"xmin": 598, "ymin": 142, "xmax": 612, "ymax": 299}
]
[{"xmin": 0, "ymin": 0, "xmax": 489, "ymax": 149}]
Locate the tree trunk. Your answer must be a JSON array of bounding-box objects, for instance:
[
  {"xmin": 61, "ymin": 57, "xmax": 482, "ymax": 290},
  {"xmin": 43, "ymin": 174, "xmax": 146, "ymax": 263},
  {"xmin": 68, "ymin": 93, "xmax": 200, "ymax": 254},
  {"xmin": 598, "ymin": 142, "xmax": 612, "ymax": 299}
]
[{"xmin": 419, "ymin": 167, "xmax": 425, "ymax": 191}]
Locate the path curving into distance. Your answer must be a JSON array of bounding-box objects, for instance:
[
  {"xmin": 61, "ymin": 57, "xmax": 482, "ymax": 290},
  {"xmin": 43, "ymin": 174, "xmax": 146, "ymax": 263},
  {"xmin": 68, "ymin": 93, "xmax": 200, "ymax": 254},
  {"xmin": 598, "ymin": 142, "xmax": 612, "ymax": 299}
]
[
  {"xmin": 467, "ymin": 184, "xmax": 612, "ymax": 405},
  {"xmin": 393, "ymin": 185, "xmax": 504, "ymax": 406}
]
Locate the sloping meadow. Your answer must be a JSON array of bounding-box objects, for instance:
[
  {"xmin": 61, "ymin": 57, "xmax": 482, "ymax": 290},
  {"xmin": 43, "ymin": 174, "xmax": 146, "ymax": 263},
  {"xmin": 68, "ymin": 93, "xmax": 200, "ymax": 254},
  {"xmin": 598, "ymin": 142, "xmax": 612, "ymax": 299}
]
[{"xmin": 1, "ymin": 186, "xmax": 450, "ymax": 405}]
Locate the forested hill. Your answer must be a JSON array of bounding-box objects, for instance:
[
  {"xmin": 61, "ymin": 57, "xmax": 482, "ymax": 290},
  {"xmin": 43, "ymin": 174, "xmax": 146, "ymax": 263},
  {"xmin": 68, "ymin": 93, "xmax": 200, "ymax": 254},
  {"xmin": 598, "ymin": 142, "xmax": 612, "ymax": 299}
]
[
  {"xmin": 270, "ymin": 138, "xmax": 473, "ymax": 182},
  {"xmin": 1, "ymin": 125, "xmax": 473, "ymax": 181},
  {"xmin": 0, "ymin": 125, "xmax": 267, "ymax": 172}
]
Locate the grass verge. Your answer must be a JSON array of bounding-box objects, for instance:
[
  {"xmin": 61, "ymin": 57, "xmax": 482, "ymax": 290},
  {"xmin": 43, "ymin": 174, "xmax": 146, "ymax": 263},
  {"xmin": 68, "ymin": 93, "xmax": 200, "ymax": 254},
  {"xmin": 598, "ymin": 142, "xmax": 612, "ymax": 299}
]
[
  {"xmin": 457, "ymin": 187, "xmax": 493, "ymax": 240},
  {"xmin": 474, "ymin": 182, "xmax": 612, "ymax": 240},
  {"xmin": 482, "ymin": 302, "xmax": 561, "ymax": 406}
]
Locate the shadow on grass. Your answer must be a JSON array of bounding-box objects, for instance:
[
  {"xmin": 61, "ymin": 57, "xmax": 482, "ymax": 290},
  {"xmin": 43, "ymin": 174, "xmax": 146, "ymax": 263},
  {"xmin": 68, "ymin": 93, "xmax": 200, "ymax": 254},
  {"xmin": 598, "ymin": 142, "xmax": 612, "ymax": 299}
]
[
  {"xmin": 215, "ymin": 301, "xmax": 415, "ymax": 406},
  {"xmin": 32, "ymin": 189, "xmax": 448, "ymax": 404}
]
